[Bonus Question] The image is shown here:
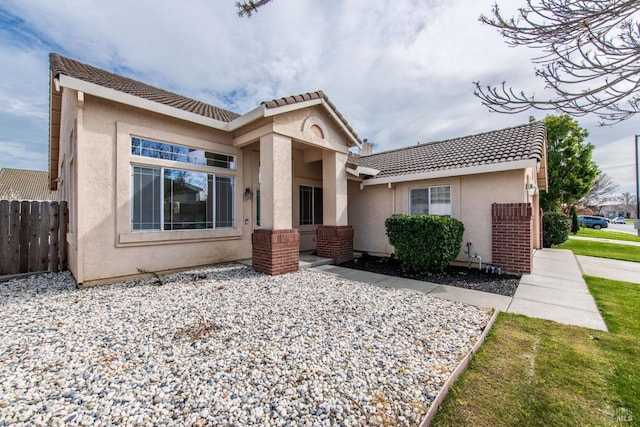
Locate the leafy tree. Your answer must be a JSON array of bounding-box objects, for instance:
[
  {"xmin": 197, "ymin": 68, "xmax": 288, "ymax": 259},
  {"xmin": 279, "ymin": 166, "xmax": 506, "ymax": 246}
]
[
  {"xmin": 569, "ymin": 205, "xmax": 579, "ymax": 234},
  {"xmin": 579, "ymin": 172, "xmax": 619, "ymax": 207},
  {"xmin": 541, "ymin": 115, "xmax": 599, "ymax": 211},
  {"xmin": 476, "ymin": 1, "xmax": 640, "ymax": 125}
]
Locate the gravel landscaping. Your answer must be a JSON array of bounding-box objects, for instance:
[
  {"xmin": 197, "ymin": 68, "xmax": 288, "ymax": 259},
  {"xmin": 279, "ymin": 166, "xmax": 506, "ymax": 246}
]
[
  {"xmin": 0, "ymin": 264, "xmax": 491, "ymax": 426},
  {"xmin": 340, "ymin": 255, "xmax": 521, "ymax": 297}
]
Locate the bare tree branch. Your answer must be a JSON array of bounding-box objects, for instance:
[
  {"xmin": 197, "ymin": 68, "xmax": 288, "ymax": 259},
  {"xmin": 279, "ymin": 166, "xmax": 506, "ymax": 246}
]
[
  {"xmin": 236, "ymin": 0, "xmax": 273, "ymax": 18},
  {"xmin": 476, "ymin": 0, "xmax": 640, "ymax": 125},
  {"xmin": 579, "ymin": 172, "xmax": 619, "ymax": 206}
]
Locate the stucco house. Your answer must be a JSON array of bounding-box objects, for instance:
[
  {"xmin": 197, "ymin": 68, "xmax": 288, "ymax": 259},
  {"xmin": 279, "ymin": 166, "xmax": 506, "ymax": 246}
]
[{"xmin": 48, "ymin": 53, "xmax": 547, "ymax": 286}]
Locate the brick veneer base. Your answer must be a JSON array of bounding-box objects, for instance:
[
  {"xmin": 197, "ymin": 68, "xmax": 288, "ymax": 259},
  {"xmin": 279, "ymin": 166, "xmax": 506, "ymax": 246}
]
[
  {"xmin": 252, "ymin": 229, "xmax": 300, "ymax": 276},
  {"xmin": 492, "ymin": 203, "xmax": 533, "ymax": 274},
  {"xmin": 316, "ymin": 225, "xmax": 354, "ymax": 264}
]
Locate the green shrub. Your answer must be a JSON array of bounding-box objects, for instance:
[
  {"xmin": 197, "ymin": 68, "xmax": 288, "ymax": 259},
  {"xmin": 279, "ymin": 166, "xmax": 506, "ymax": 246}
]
[
  {"xmin": 385, "ymin": 214, "xmax": 464, "ymax": 274},
  {"xmin": 569, "ymin": 205, "xmax": 579, "ymax": 234},
  {"xmin": 543, "ymin": 212, "xmax": 570, "ymax": 248}
]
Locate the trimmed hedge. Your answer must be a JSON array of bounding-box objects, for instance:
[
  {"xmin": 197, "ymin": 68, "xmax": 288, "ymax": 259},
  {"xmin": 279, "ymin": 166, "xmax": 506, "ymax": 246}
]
[
  {"xmin": 385, "ymin": 214, "xmax": 464, "ymax": 274},
  {"xmin": 543, "ymin": 212, "xmax": 570, "ymax": 247}
]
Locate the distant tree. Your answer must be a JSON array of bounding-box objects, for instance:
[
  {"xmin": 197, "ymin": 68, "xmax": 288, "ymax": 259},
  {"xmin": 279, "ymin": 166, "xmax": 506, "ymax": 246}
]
[
  {"xmin": 476, "ymin": 1, "xmax": 640, "ymax": 125},
  {"xmin": 236, "ymin": 0, "xmax": 273, "ymax": 17},
  {"xmin": 619, "ymin": 191, "xmax": 637, "ymax": 209},
  {"xmin": 569, "ymin": 205, "xmax": 579, "ymax": 234},
  {"xmin": 579, "ymin": 172, "xmax": 619, "ymax": 207},
  {"xmin": 541, "ymin": 115, "xmax": 599, "ymax": 211}
]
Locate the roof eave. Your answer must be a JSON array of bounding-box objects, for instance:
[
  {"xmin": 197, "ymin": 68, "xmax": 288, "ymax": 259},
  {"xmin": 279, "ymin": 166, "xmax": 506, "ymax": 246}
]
[
  {"xmin": 58, "ymin": 74, "xmax": 232, "ymax": 131},
  {"xmin": 362, "ymin": 158, "xmax": 539, "ymax": 186}
]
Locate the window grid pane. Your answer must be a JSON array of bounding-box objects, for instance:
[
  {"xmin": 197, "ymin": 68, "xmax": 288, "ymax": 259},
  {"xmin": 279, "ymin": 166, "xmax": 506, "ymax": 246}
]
[
  {"xmin": 131, "ymin": 137, "xmax": 235, "ymax": 170},
  {"xmin": 410, "ymin": 188, "xmax": 429, "ymax": 215},
  {"xmin": 215, "ymin": 176, "xmax": 235, "ymax": 228},
  {"xmin": 132, "ymin": 166, "xmax": 161, "ymax": 230},
  {"xmin": 300, "ymin": 186, "xmax": 313, "ymax": 225}
]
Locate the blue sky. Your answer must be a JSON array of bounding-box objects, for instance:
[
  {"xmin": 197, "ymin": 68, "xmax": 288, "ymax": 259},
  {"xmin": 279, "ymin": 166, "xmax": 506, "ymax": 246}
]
[{"xmin": 0, "ymin": 0, "xmax": 638, "ymax": 194}]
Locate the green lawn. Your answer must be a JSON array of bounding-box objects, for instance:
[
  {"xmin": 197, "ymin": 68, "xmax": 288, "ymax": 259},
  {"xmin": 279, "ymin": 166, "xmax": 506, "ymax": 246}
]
[
  {"xmin": 556, "ymin": 239, "xmax": 640, "ymax": 263},
  {"xmin": 576, "ymin": 228, "xmax": 640, "ymax": 243},
  {"xmin": 432, "ymin": 276, "xmax": 639, "ymax": 426}
]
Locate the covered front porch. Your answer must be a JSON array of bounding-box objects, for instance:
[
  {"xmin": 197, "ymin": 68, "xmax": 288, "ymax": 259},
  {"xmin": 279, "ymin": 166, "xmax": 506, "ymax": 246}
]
[{"xmin": 232, "ymin": 93, "xmax": 362, "ymax": 275}]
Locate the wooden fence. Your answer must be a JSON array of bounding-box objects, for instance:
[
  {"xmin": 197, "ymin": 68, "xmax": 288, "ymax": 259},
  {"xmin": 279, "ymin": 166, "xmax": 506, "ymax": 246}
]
[{"xmin": 0, "ymin": 200, "xmax": 68, "ymax": 275}]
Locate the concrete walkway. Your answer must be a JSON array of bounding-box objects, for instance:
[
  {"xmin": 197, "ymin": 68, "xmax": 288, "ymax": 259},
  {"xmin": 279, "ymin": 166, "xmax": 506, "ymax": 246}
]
[
  {"xmin": 510, "ymin": 249, "xmax": 607, "ymax": 331},
  {"xmin": 576, "ymin": 255, "xmax": 640, "ymax": 284},
  {"xmin": 311, "ymin": 248, "xmax": 608, "ymax": 331}
]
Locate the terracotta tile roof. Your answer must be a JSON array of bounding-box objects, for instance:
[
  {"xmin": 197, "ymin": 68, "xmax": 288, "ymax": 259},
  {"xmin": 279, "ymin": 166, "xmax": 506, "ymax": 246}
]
[
  {"xmin": 353, "ymin": 122, "xmax": 546, "ymax": 179},
  {"xmin": 262, "ymin": 91, "xmax": 362, "ymax": 144},
  {"xmin": 0, "ymin": 169, "xmax": 58, "ymax": 201},
  {"xmin": 50, "ymin": 53, "xmax": 240, "ymax": 122}
]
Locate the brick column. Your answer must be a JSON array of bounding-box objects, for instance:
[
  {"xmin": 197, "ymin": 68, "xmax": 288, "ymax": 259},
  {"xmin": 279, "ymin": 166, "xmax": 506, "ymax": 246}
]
[
  {"xmin": 492, "ymin": 203, "xmax": 533, "ymax": 273},
  {"xmin": 252, "ymin": 229, "xmax": 299, "ymax": 276},
  {"xmin": 316, "ymin": 225, "xmax": 354, "ymax": 264}
]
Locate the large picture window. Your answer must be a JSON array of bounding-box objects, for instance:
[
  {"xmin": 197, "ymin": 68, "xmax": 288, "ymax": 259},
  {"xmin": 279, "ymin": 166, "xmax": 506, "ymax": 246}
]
[
  {"xmin": 299, "ymin": 185, "xmax": 323, "ymax": 225},
  {"xmin": 132, "ymin": 166, "xmax": 235, "ymax": 231},
  {"xmin": 131, "ymin": 136, "xmax": 236, "ymax": 231},
  {"xmin": 410, "ymin": 185, "xmax": 451, "ymax": 216}
]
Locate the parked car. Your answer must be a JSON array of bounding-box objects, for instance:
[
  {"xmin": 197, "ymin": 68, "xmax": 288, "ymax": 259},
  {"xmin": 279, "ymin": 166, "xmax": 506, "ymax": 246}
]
[
  {"xmin": 578, "ymin": 215, "xmax": 608, "ymax": 229},
  {"xmin": 612, "ymin": 217, "xmax": 627, "ymax": 224}
]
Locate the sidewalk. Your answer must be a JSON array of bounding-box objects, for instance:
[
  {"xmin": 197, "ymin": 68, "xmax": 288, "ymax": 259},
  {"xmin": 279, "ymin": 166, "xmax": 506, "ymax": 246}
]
[
  {"xmin": 509, "ymin": 249, "xmax": 607, "ymax": 331},
  {"xmin": 576, "ymin": 255, "xmax": 640, "ymax": 284},
  {"xmin": 311, "ymin": 248, "xmax": 608, "ymax": 331}
]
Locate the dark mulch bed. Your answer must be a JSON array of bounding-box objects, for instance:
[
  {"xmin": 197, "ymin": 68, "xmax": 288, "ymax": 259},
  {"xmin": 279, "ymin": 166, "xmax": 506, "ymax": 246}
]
[{"xmin": 339, "ymin": 255, "xmax": 521, "ymax": 297}]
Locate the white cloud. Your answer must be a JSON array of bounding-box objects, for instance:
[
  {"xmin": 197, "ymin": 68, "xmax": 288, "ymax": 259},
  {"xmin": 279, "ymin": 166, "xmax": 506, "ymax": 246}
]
[{"xmin": 0, "ymin": 0, "xmax": 638, "ymax": 197}]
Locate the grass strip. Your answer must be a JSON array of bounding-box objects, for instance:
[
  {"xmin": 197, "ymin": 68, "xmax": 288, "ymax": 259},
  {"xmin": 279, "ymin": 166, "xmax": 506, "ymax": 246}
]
[
  {"xmin": 555, "ymin": 239, "xmax": 640, "ymax": 263},
  {"xmin": 576, "ymin": 228, "xmax": 640, "ymax": 243},
  {"xmin": 432, "ymin": 276, "xmax": 639, "ymax": 426}
]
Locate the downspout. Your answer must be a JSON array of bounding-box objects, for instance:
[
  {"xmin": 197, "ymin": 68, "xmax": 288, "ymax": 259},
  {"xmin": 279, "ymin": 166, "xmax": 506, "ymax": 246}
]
[{"xmin": 75, "ymin": 90, "xmax": 85, "ymax": 285}]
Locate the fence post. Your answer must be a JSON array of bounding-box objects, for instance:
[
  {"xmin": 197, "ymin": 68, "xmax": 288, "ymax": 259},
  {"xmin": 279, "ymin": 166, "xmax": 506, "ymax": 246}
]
[
  {"xmin": 8, "ymin": 201, "xmax": 20, "ymax": 275},
  {"xmin": 28, "ymin": 202, "xmax": 41, "ymax": 272},
  {"xmin": 49, "ymin": 202, "xmax": 60, "ymax": 273},
  {"xmin": 38, "ymin": 204, "xmax": 50, "ymax": 272},
  {"xmin": 19, "ymin": 201, "xmax": 30, "ymax": 273},
  {"xmin": 59, "ymin": 201, "xmax": 68, "ymax": 271}
]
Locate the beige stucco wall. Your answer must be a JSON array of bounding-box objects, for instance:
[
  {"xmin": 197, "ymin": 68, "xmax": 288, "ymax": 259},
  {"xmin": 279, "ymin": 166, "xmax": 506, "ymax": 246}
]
[
  {"xmin": 74, "ymin": 95, "xmax": 252, "ymax": 285},
  {"xmin": 57, "ymin": 88, "xmax": 79, "ymax": 281},
  {"xmin": 348, "ymin": 168, "xmax": 535, "ymax": 264}
]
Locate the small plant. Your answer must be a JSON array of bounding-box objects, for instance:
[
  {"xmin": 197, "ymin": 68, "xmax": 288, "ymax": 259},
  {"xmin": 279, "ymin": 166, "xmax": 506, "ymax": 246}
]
[
  {"xmin": 542, "ymin": 212, "xmax": 570, "ymax": 247},
  {"xmin": 137, "ymin": 268, "xmax": 164, "ymax": 286},
  {"xmin": 569, "ymin": 205, "xmax": 579, "ymax": 234},
  {"xmin": 176, "ymin": 305, "xmax": 212, "ymax": 341}
]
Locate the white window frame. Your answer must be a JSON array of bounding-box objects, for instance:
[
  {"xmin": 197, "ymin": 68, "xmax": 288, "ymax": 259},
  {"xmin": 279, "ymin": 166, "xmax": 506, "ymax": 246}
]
[
  {"xmin": 131, "ymin": 165, "xmax": 236, "ymax": 232},
  {"xmin": 299, "ymin": 185, "xmax": 323, "ymax": 226},
  {"xmin": 409, "ymin": 185, "xmax": 452, "ymax": 216}
]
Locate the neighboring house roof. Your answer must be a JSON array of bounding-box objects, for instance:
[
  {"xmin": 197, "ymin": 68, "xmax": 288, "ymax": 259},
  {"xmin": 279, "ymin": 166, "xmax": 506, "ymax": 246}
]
[
  {"xmin": 353, "ymin": 122, "xmax": 547, "ymax": 185},
  {"xmin": 0, "ymin": 169, "xmax": 58, "ymax": 201},
  {"xmin": 50, "ymin": 53, "xmax": 240, "ymax": 122}
]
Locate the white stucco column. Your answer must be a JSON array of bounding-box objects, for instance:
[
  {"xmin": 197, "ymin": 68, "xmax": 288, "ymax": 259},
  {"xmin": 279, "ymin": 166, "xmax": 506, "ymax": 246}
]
[
  {"xmin": 260, "ymin": 133, "xmax": 292, "ymax": 230},
  {"xmin": 322, "ymin": 151, "xmax": 348, "ymax": 226}
]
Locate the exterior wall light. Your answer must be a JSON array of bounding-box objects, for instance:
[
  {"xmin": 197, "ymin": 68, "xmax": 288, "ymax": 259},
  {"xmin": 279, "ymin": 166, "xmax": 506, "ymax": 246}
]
[
  {"xmin": 526, "ymin": 183, "xmax": 538, "ymax": 196},
  {"xmin": 244, "ymin": 187, "xmax": 253, "ymax": 199}
]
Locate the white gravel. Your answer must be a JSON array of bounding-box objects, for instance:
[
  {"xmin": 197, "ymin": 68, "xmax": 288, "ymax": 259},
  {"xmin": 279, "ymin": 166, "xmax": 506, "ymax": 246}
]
[{"xmin": 0, "ymin": 264, "xmax": 491, "ymax": 426}]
